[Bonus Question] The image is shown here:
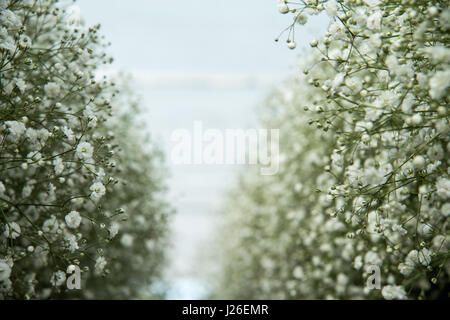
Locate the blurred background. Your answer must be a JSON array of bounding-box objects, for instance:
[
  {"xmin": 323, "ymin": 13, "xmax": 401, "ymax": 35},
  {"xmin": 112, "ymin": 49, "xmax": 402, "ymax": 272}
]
[{"xmin": 77, "ymin": 0, "xmax": 327, "ymax": 299}]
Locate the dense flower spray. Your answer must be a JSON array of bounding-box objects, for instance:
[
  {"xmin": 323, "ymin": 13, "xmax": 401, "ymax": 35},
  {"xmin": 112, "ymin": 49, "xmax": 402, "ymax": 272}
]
[
  {"xmin": 0, "ymin": 1, "xmax": 171, "ymax": 299},
  {"xmin": 216, "ymin": 0, "xmax": 449, "ymax": 299}
]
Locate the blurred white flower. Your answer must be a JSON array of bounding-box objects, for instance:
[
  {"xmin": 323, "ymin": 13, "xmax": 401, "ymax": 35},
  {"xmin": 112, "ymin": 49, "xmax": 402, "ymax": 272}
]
[
  {"xmin": 4, "ymin": 222, "xmax": 21, "ymax": 239},
  {"xmin": 429, "ymin": 70, "xmax": 450, "ymax": 99},
  {"xmin": 65, "ymin": 210, "xmax": 81, "ymax": 229},
  {"xmin": 50, "ymin": 271, "xmax": 66, "ymax": 287},
  {"xmin": 76, "ymin": 142, "xmax": 94, "ymax": 160},
  {"xmin": 95, "ymin": 256, "xmax": 107, "ymax": 274},
  {"xmin": 367, "ymin": 11, "xmax": 382, "ymax": 30},
  {"xmin": 436, "ymin": 178, "xmax": 450, "ymax": 199},
  {"xmin": 382, "ymin": 285, "xmax": 407, "ymax": 300},
  {"xmin": 43, "ymin": 82, "xmax": 60, "ymax": 97},
  {"xmin": 120, "ymin": 233, "xmax": 134, "ymax": 247},
  {"xmin": 0, "ymin": 262, "xmax": 11, "ymax": 282},
  {"xmin": 278, "ymin": 1, "xmax": 289, "ymax": 14},
  {"xmin": 108, "ymin": 222, "xmax": 120, "ymax": 239}
]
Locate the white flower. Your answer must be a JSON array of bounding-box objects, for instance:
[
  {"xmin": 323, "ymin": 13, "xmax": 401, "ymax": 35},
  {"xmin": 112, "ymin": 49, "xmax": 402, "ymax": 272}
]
[
  {"xmin": 423, "ymin": 46, "xmax": 450, "ymax": 64},
  {"xmin": 4, "ymin": 222, "xmax": 21, "ymax": 239},
  {"xmin": 95, "ymin": 256, "xmax": 107, "ymax": 274},
  {"xmin": 353, "ymin": 256, "xmax": 363, "ymax": 270},
  {"xmin": 418, "ymin": 248, "xmax": 432, "ymax": 266},
  {"xmin": 0, "ymin": 181, "xmax": 5, "ymax": 194},
  {"xmin": 398, "ymin": 262, "xmax": 414, "ymax": 276},
  {"xmin": 429, "ymin": 70, "xmax": 450, "ymax": 99},
  {"xmin": 436, "ymin": 178, "xmax": 450, "ymax": 199},
  {"xmin": 76, "ymin": 142, "xmax": 93, "ymax": 160},
  {"xmin": 410, "ymin": 113, "xmax": 423, "ymax": 125},
  {"xmin": 50, "ymin": 270, "xmax": 66, "ymax": 287},
  {"xmin": 292, "ymin": 266, "xmax": 304, "ymax": 279},
  {"xmin": 295, "ymin": 13, "xmax": 308, "ymax": 25},
  {"xmin": 412, "ymin": 155, "xmax": 425, "ymax": 169},
  {"xmin": 19, "ymin": 34, "xmax": 31, "ymax": 48},
  {"xmin": 0, "ymin": 262, "xmax": 11, "ymax": 281},
  {"xmin": 62, "ymin": 126, "xmax": 75, "ymax": 142},
  {"xmin": 14, "ymin": 78, "xmax": 26, "ymax": 93},
  {"xmin": 108, "ymin": 222, "xmax": 119, "ymax": 239},
  {"xmin": 65, "ymin": 210, "xmax": 81, "ymax": 229},
  {"xmin": 324, "ymin": 0, "xmax": 338, "ymax": 16},
  {"xmin": 0, "ymin": 278, "xmax": 12, "ymax": 293},
  {"xmin": 120, "ymin": 233, "xmax": 134, "ymax": 247},
  {"xmin": 43, "ymin": 82, "xmax": 60, "ymax": 97},
  {"xmin": 64, "ymin": 233, "xmax": 79, "ymax": 253},
  {"xmin": 345, "ymin": 77, "xmax": 363, "ymax": 93},
  {"xmin": 26, "ymin": 151, "xmax": 42, "ymax": 164},
  {"xmin": 83, "ymin": 106, "xmax": 98, "ymax": 128},
  {"xmin": 405, "ymin": 250, "xmax": 419, "ymax": 265},
  {"xmin": 90, "ymin": 182, "xmax": 106, "ymax": 201},
  {"xmin": 5, "ymin": 121, "xmax": 26, "ymax": 138},
  {"xmin": 42, "ymin": 216, "xmax": 59, "ymax": 233},
  {"xmin": 364, "ymin": 251, "xmax": 382, "ymax": 265},
  {"xmin": 381, "ymin": 285, "xmax": 407, "ymax": 300},
  {"xmin": 331, "ymin": 72, "xmax": 345, "ymax": 90},
  {"xmin": 53, "ymin": 157, "xmax": 64, "ymax": 175},
  {"xmin": 278, "ymin": 1, "xmax": 289, "ymax": 14},
  {"xmin": 1, "ymin": 10, "xmax": 20, "ymax": 28},
  {"xmin": 441, "ymin": 203, "xmax": 450, "ymax": 217}
]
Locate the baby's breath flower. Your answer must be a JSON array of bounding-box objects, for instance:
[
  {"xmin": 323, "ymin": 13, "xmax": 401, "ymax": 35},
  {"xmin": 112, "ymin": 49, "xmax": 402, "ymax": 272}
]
[
  {"xmin": 94, "ymin": 256, "xmax": 107, "ymax": 274},
  {"xmin": 90, "ymin": 182, "xmax": 106, "ymax": 201},
  {"xmin": 50, "ymin": 271, "xmax": 66, "ymax": 287},
  {"xmin": 76, "ymin": 142, "xmax": 94, "ymax": 160},
  {"xmin": 4, "ymin": 222, "xmax": 21, "ymax": 239},
  {"xmin": 381, "ymin": 285, "xmax": 407, "ymax": 300}
]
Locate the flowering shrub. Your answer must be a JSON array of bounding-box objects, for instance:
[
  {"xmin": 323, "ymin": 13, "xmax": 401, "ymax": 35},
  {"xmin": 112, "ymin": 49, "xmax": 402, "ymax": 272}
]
[
  {"xmin": 216, "ymin": 0, "xmax": 449, "ymax": 299},
  {"xmin": 0, "ymin": 1, "xmax": 170, "ymax": 299}
]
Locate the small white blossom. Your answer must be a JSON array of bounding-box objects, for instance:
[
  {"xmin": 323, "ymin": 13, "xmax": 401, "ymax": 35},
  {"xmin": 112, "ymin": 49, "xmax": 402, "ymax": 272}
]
[
  {"xmin": 429, "ymin": 70, "xmax": 450, "ymax": 99},
  {"xmin": 65, "ymin": 210, "xmax": 81, "ymax": 229},
  {"xmin": 108, "ymin": 222, "xmax": 119, "ymax": 239},
  {"xmin": 367, "ymin": 11, "xmax": 382, "ymax": 30},
  {"xmin": 381, "ymin": 285, "xmax": 407, "ymax": 300},
  {"xmin": 90, "ymin": 182, "xmax": 106, "ymax": 201},
  {"xmin": 43, "ymin": 82, "xmax": 61, "ymax": 97},
  {"xmin": 76, "ymin": 142, "xmax": 94, "ymax": 160},
  {"xmin": 120, "ymin": 233, "xmax": 134, "ymax": 247},
  {"xmin": 278, "ymin": 1, "xmax": 289, "ymax": 14},
  {"xmin": 0, "ymin": 262, "xmax": 11, "ymax": 282},
  {"xmin": 50, "ymin": 270, "xmax": 66, "ymax": 287},
  {"xmin": 418, "ymin": 248, "xmax": 432, "ymax": 266},
  {"xmin": 4, "ymin": 222, "xmax": 21, "ymax": 239},
  {"xmin": 436, "ymin": 178, "xmax": 450, "ymax": 199}
]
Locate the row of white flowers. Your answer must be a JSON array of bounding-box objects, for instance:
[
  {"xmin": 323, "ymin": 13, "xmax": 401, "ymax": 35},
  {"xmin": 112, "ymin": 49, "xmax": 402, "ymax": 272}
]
[
  {"xmin": 216, "ymin": 0, "xmax": 449, "ymax": 299},
  {"xmin": 0, "ymin": 0, "xmax": 171, "ymax": 299}
]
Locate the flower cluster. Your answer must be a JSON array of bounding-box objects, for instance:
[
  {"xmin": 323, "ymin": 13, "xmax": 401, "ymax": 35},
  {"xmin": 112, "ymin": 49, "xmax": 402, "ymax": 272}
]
[
  {"xmin": 216, "ymin": 0, "xmax": 449, "ymax": 299},
  {"xmin": 0, "ymin": 1, "xmax": 170, "ymax": 299}
]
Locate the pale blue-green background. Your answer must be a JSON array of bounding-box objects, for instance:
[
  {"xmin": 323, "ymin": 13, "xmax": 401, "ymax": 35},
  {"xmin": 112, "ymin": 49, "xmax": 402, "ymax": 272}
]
[{"xmin": 77, "ymin": 0, "xmax": 327, "ymax": 299}]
